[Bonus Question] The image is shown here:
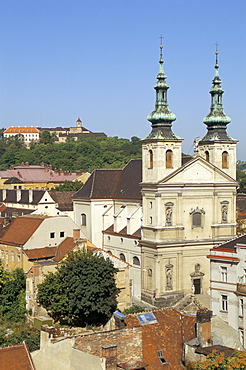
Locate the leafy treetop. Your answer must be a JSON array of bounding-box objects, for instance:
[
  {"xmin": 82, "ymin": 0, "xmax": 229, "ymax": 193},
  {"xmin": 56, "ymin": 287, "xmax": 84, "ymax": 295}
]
[
  {"xmin": 186, "ymin": 350, "xmax": 246, "ymax": 369},
  {"xmin": 37, "ymin": 249, "xmax": 119, "ymax": 327}
]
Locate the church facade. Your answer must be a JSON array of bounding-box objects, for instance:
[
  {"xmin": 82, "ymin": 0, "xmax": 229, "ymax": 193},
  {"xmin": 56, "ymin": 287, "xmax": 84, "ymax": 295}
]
[
  {"xmin": 73, "ymin": 45, "xmax": 238, "ymax": 307},
  {"xmin": 140, "ymin": 46, "xmax": 237, "ymax": 306}
]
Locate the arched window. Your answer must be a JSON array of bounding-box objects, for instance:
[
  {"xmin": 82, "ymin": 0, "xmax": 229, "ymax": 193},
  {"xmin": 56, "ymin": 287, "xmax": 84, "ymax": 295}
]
[
  {"xmin": 222, "ymin": 151, "xmax": 228, "ymax": 168},
  {"xmin": 119, "ymin": 253, "xmax": 126, "ymax": 262},
  {"xmin": 133, "ymin": 256, "xmax": 140, "ymax": 266},
  {"xmin": 166, "ymin": 150, "xmax": 173, "ymax": 168},
  {"xmin": 81, "ymin": 213, "xmax": 86, "ymax": 226},
  {"xmin": 149, "ymin": 150, "xmax": 153, "ymax": 168},
  {"xmin": 193, "ymin": 212, "xmax": 202, "ymax": 227},
  {"xmin": 205, "ymin": 151, "xmax": 209, "ymax": 162}
]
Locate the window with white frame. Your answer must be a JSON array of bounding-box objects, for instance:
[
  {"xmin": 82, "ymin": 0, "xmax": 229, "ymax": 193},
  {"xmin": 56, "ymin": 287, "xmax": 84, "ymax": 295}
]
[
  {"xmin": 11, "ymin": 251, "xmax": 14, "ymax": 262},
  {"xmin": 221, "ymin": 266, "xmax": 228, "ymax": 282},
  {"xmin": 221, "ymin": 295, "xmax": 228, "ymax": 311},
  {"xmin": 17, "ymin": 253, "xmax": 20, "ymax": 263},
  {"xmin": 1, "ymin": 251, "xmax": 4, "ymax": 260},
  {"xmin": 158, "ymin": 350, "xmax": 167, "ymax": 365},
  {"xmin": 5, "ymin": 251, "xmax": 8, "ymax": 261}
]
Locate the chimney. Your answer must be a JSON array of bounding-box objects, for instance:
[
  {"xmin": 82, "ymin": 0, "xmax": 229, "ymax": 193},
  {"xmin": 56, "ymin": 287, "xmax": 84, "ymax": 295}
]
[
  {"xmin": 29, "ymin": 189, "xmax": 33, "ymax": 204},
  {"xmin": 102, "ymin": 345, "xmax": 117, "ymax": 370},
  {"xmin": 196, "ymin": 309, "xmax": 213, "ymax": 346},
  {"xmin": 73, "ymin": 229, "xmax": 80, "ymax": 241},
  {"xmin": 2, "ymin": 189, "xmax": 6, "ymax": 201},
  {"xmin": 16, "ymin": 189, "xmax": 21, "ymax": 202}
]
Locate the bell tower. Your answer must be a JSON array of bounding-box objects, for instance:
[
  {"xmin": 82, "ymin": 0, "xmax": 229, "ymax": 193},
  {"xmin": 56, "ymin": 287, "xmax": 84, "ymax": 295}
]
[
  {"xmin": 142, "ymin": 42, "xmax": 183, "ymax": 184},
  {"xmin": 198, "ymin": 49, "xmax": 237, "ymax": 179}
]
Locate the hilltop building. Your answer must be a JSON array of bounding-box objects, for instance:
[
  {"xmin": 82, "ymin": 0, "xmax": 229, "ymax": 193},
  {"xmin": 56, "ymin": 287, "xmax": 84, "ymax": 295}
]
[
  {"xmin": 73, "ymin": 45, "xmax": 238, "ymax": 307},
  {"xmin": 38, "ymin": 118, "xmax": 107, "ymax": 142},
  {"xmin": 3, "ymin": 126, "xmax": 40, "ymax": 146}
]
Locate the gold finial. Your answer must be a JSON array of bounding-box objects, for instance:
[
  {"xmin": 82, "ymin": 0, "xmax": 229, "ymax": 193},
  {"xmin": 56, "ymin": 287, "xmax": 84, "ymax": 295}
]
[{"xmin": 215, "ymin": 42, "xmax": 219, "ymax": 63}]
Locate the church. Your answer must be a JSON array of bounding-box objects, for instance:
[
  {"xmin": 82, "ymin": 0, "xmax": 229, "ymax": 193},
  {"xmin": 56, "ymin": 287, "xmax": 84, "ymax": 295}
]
[{"xmin": 73, "ymin": 44, "xmax": 238, "ymax": 307}]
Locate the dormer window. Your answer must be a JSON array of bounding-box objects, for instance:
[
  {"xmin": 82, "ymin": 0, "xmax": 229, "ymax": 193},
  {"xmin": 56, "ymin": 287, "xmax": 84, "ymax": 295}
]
[{"xmin": 158, "ymin": 350, "xmax": 167, "ymax": 365}]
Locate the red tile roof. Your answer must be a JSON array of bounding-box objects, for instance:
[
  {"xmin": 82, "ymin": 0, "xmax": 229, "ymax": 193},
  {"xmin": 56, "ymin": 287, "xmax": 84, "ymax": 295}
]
[
  {"xmin": 53, "ymin": 237, "xmax": 76, "ymax": 262},
  {"xmin": 0, "ymin": 342, "xmax": 35, "ymax": 369},
  {"xmin": 4, "ymin": 126, "xmax": 39, "ymax": 134},
  {"xmin": 125, "ymin": 309, "xmax": 196, "ymax": 370},
  {"xmin": 207, "ymin": 254, "xmax": 240, "ymax": 262},
  {"xmin": 0, "ymin": 216, "xmax": 44, "ymax": 245},
  {"xmin": 24, "ymin": 246, "xmax": 57, "ymax": 260},
  {"xmin": 0, "ymin": 166, "xmax": 84, "ymax": 184}
]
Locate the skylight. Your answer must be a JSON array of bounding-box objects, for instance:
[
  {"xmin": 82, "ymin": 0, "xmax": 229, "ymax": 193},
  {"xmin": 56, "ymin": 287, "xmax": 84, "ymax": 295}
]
[{"xmin": 137, "ymin": 312, "xmax": 158, "ymax": 325}]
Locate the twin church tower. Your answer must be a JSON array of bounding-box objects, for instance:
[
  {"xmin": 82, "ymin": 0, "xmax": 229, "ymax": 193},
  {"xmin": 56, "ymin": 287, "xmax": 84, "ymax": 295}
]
[{"xmin": 140, "ymin": 44, "xmax": 237, "ymax": 306}]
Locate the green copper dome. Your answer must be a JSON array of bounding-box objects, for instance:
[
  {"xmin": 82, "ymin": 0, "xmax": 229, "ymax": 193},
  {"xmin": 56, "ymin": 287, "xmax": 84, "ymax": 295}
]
[
  {"xmin": 144, "ymin": 44, "xmax": 181, "ymax": 141},
  {"xmin": 200, "ymin": 50, "xmax": 236, "ymax": 143}
]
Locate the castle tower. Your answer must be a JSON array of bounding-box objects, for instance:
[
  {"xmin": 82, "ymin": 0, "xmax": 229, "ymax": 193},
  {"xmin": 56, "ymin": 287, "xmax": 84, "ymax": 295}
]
[
  {"xmin": 198, "ymin": 49, "xmax": 237, "ymax": 179},
  {"xmin": 142, "ymin": 43, "xmax": 183, "ymax": 183}
]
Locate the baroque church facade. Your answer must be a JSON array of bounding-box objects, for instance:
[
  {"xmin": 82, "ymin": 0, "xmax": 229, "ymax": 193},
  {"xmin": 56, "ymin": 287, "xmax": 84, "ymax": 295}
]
[
  {"xmin": 141, "ymin": 46, "xmax": 237, "ymax": 306},
  {"xmin": 73, "ymin": 45, "xmax": 238, "ymax": 307}
]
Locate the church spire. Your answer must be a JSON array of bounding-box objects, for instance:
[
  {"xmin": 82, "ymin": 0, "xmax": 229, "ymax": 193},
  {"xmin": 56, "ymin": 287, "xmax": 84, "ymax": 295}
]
[
  {"xmin": 145, "ymin": 41, "xmax": 181, "ymax": 141},
  {"xmin": 200, "ymin": 47, "xmax": 235, "ymax": 143}
]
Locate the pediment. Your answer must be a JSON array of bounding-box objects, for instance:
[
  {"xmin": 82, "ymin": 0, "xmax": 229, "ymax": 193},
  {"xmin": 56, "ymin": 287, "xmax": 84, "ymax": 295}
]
[
  {"xmin": 39, "ymin": 191, "xmax": 56, "ymax": 204},
  {"xmin": 159, "ymin": 157, "xmax": 236, "ymax": 185}
]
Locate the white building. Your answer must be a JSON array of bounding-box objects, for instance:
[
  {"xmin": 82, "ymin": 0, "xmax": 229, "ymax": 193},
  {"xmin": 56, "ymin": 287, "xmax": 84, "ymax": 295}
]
[
  {"xmin": 3, "ymin": 126, "xmax": 40, "ymax": 145},
  {"xmin": 209, "ymin": 234, "xmax": 246, "ymax": 347}
]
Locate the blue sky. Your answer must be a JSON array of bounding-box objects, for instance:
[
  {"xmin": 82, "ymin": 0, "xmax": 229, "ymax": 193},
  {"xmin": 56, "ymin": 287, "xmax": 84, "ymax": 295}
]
[{"xmin": 0, "ymin": 0, "xmax": 246, "ymax": 159}]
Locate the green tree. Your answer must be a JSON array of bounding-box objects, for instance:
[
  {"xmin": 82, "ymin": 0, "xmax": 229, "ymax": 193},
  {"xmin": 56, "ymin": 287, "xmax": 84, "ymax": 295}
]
[
  {"xmin": 50, "ymin": 180, "xmax": 83, "ymax": 192},
  {"xmin": 0, "ymin": 266, "xmax": 26, "ymax": 322},
  {"xmin": 39, "ymin": 130, "xmax": 56, "ymax": 144},
  {"xmin": 37, "ymin": 250, "xmax": 119, "ymax": 326},
  {"xmin": 186, "ymin": 349, "xmax": 246, "ymax": 369}
]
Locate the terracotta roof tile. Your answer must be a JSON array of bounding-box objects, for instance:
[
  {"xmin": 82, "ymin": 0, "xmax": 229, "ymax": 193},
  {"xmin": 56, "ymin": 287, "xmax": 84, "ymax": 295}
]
[
  {"xmin": 24, "ymin": 247, "xmax": 57, "ymax": 260},
  {"xmin": 0, "ymin": 216, "xmax": 44, "ymax": 245},
  {"xmin": 0, "ymin": 342, "xmax": 35, "ymax": 369},
  {"xmin": 53, "ymin": 237, "xmax": 76, "ymax": 262},
  {"xmin": 4, "ymin": 126, "xmax": 39, "ymax": 134},
  {"xmin": 126, "ymin": 309, "xmax": 196, "ymax": 370}
]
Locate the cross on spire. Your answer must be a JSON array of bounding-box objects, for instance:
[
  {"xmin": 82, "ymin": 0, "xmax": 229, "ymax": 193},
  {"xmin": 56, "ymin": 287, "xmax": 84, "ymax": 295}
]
[
  {"xmin": 215, "ymin": 42, "xmax": 219, "ymax": 63},
  {"xmin": 159, "ymin": 35, "xmax": 163, "ymax": 47}
]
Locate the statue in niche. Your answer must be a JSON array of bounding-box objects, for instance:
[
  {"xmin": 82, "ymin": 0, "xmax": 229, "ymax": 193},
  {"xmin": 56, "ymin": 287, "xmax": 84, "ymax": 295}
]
[
  {"xmin": 166, "ymin": 208, "xmax": 172, "ymax": 226},
  {"xmin": 221, "ymin": 205, "xmax": 228, "ymax": 223},
  {"xmin": 193, "ymin": 137, "xmax": 199, "ymax": 153},
  {"xmin": 166, "ymin": 268, "xmax": 173, "ymax": 291},
  {"xmin": 195, "ymin": 263, "xmax": 200, "ymax": 274}
]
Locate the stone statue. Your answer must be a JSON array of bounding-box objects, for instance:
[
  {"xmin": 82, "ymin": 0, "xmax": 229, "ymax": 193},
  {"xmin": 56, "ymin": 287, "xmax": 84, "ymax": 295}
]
[
  {"xmin": 193, "ymin": 138, "xmax": 199, "ymax": 153},
  {"xmin": 166, "ymin": 269, "xmax": 173, "ymax": 291},
  {"xmin": 166, "ymin": 208, "xmax": 172, "ymax": 226},
  {"xmin": 222, "ymin": 205, "xmax": 228, "ymax": 223}
]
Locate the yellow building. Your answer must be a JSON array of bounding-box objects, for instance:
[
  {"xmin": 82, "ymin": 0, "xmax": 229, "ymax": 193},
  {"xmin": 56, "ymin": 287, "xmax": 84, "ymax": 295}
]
[{"xmin": 0, "ymin": 164, "xmax": 90, "ymax": 190}]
